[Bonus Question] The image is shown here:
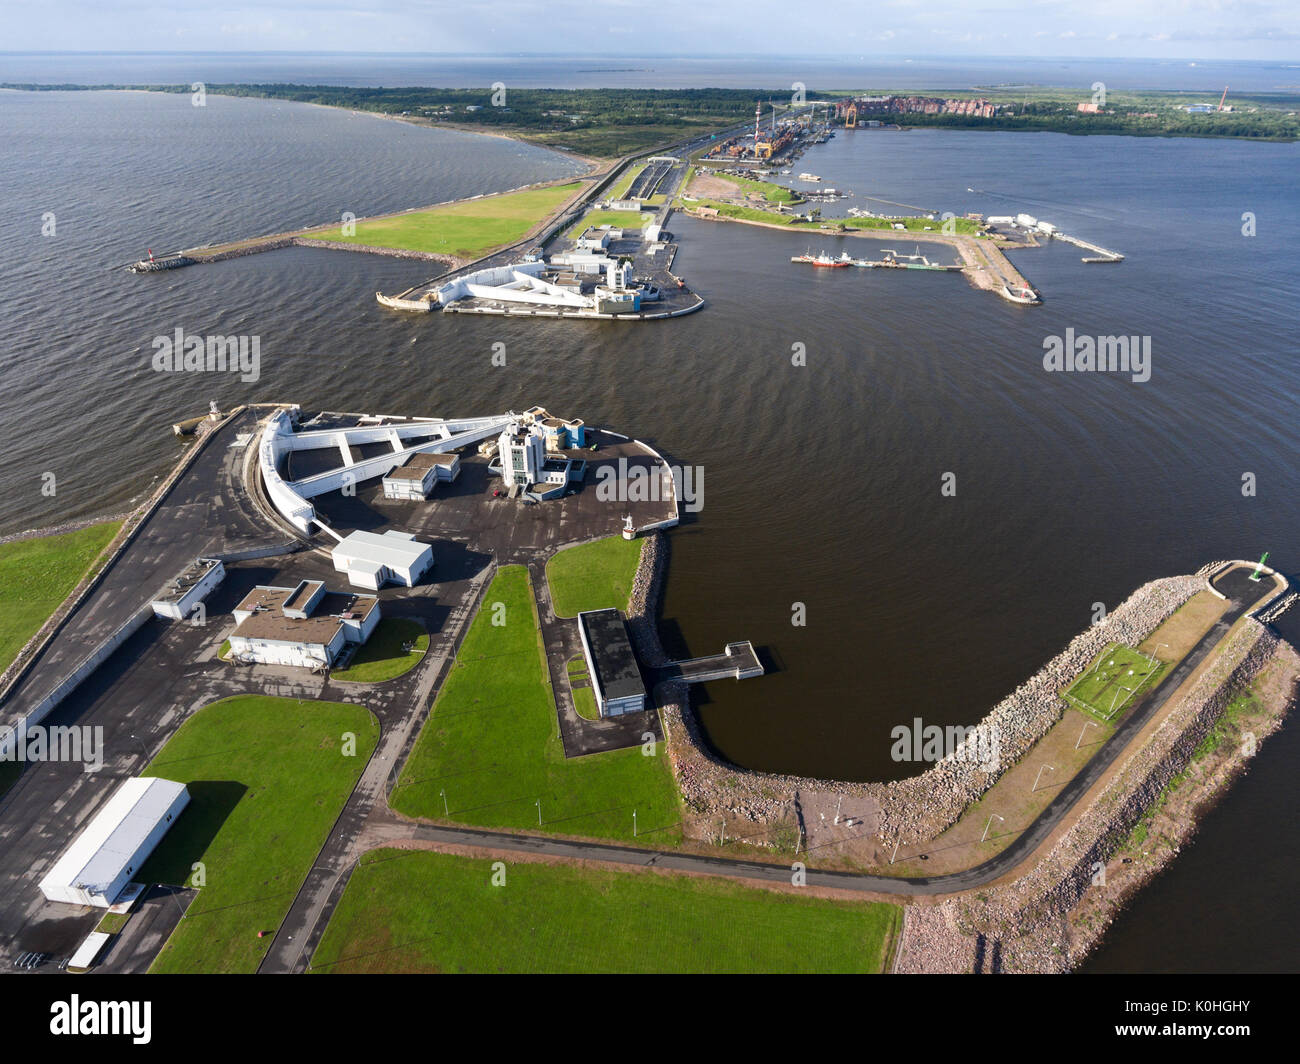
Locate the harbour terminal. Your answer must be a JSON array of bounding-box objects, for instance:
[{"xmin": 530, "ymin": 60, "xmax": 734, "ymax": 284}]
[
  {"xmin": 124, "ymin": 105, "xmax": 1130, "ymax": 311},
  {"xmin": 0, "ymin": 399, "xmax": 1292, "ymax": 978},
  {"xmin": 3, "ymin": 53, "xmax": 1298, "ymax": 988}
]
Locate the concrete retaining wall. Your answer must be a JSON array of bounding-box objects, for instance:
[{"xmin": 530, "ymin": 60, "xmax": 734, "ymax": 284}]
[{"xmin": 0, "ymin": 606, "xmax": 154, "ymax": 759}]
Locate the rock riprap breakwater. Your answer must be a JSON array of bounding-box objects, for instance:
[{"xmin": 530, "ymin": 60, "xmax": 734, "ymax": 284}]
[{"xmin": 629, "ymin": 533, "xmax": 1205, "ymax": 845}]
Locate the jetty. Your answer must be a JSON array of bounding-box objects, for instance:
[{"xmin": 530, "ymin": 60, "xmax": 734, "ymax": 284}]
[
  {"xmin": 655, "ymin": 641, "xmax": 764, "ymax": 685},
  {"xmin": 1052, "ymin": 230, "xmax": 1125, "ymax": 263}
]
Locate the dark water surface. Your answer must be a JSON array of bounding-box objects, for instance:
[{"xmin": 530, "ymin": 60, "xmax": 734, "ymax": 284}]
[{"xmin": 1, "ymin": 89, "xmax": 1296, "ymax": 970}]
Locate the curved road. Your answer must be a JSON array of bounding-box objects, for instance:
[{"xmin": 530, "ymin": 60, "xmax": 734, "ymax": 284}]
[{"xmin": 270, "ymin": 566, "xmax": 1282, "ymax": 972}]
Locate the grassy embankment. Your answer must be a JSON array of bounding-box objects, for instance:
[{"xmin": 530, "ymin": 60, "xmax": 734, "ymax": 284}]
[
  {"xmin": 141, "ymin": 695, "xmax": 378, "ymax": 974},
  {"xmin": 0, "ymin": 522, "xmax": 121, "ymax": 675},
  {"xmin": 330, "ymin": 618, "xmax": 428, "ymax": 683},
  {"xmin": 725, "ymin": 172, "xmax": 804, "ymax": 205},
  {"xmin": 0, "ymin": 522, "xmax": 122, "ymax": 797},
  {"xmin": 311, "ymin": 182, "xmax": 582, "ymax": 259},
  {"xmin": 686, "ymin": 196, "xmax": 980, "ymax": 235},
  {"xmin": 310, "ymin": 848, "xmax": 901, "ymax": 973},
  {"xmin": 391, "ymin": 544, "xmax": 678, "ymax": 843},
  {"xmin": 564, "ymin": 208, "xmax": 652, "ymax": 240}
]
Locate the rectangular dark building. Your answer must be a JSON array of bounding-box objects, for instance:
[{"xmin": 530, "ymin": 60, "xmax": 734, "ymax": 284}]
[{"xmin": 577, "ymin": 609, "xmax": 647, "ymax": 717}]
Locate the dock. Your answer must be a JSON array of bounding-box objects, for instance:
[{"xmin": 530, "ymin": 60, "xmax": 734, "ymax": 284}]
[
  {"xmin": 656, "ymin": 641, "xmax": 764, "ymax": 685},
  {"xmin": 1051, "ymin": 231, "xmax": 1125, "ymax": 263}
]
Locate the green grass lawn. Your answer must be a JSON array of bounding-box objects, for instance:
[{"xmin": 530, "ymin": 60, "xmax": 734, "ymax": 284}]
[
  {"xmin": 390, "ymin": 564, "xmax": 680, "ymax": 843},
  {"xmin": 565, "ymin": 656, "xmax": 599, "ymax": 720},
  {"xmin": 310, "ymin": 849, "xmax": 900, "ymax": 973},
  {"xmin": 141, "ymin": 695, "xmax": 378, "ymax": 974},
  {"xmin": 312, "ymin": 182, "xmax": 581, "ymax": 259},
  {"xmin": 95, "ymin": 911, "xmax": 130, "ymax": 935},
  {"xmin": 0, "ymin": 522, "xmax": 121, "ymax": 675},
  {"xmin": 546, "ymin": 535, "xmax": 643, "ymax": 618},
  {"xmin": 606, "ymin": 164, "xmax": 644, "ymax": 201},
  {"xmin": 565, "ymin": 208, "xmax": 651, "ymax": 240},
  {"xmin": 727, "ymin": 172, "xmax": 803, "ymax": 204},
  {"xmin": 1064, "ymin": 643, "xmax": 1168, "ymax": 721},
  {"xmin": 330, "ymin": 618, "xmax": 428, "ymax": 683}
]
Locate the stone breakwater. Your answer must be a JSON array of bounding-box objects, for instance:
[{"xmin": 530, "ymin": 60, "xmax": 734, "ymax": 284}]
[
  {"xmin": 291, "ymin": 238, "xmax": 460, "ymax": 268},
  {"xmin": 628, "ymin": 528, "xmax": 1204, "ymax": 842},
  {"xmin": 895, "ymin": 619, "xmax": 1296, "ymax": 973}
]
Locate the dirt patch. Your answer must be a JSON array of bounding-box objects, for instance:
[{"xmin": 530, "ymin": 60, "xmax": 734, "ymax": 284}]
[{"xmin": 686, "ymin": 171, "xmax": 743, "ymax": 201}]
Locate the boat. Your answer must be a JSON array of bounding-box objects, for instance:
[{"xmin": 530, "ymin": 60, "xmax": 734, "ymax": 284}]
[{"xmin": 791, "ymin": 251, "xmax": 849, "ymax": 268}]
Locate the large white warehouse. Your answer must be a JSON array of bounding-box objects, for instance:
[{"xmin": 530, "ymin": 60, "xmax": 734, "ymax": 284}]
[{"xmin": 39, "ymin": 777, "xmax": 190, "ymax": 908}]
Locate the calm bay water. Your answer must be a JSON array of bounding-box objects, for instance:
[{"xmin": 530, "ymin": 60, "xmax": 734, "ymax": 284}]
[
  {"xmin": 0, "ymin": 87, "xmax": 1296, "ymax": 970},
  {"xmin": 3, "ymin": 52, "xmax": 1299, "ymax": 93}
]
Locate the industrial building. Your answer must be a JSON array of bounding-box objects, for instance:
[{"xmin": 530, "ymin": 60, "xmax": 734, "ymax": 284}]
[
  {"xmin": 575, "ymin": 227, "xmax": 614, "ymax": 251},
  {"xmin": 39, "ymin": 777, "xmax": 190, "ymax": 908},
  {"xmin": 150, "ymin": 557, "xmax": 225, "ymax": 620},
  {"xmin": 228, "ymin": 579, "xmax": 380, "ymax": 668},
  {"xmin": 495, "ymin": 408, "xmax": 588, "ymax": 498},
  {"xmin": 331, "ymin": 529, "xmax": 434, "ymax": 590},
  {"xmin": 577, "ymin": 609, "xmax": 647, "ymax": 717},
  {"xmin": 381, "ymin": 450, "xmax": 461, "ymax": 500}
]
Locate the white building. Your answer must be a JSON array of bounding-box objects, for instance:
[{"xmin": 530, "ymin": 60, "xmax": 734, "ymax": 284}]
[
  {"xmin": 228, "ymin": 579, "xmax": 380, "ymax": 668},
  {"xmin": 381, "ymin": 451, "xmax": 461, "ymax": 500},
  {"xmin": 551, "ymin": 252, "xmax": 612, "ymax": 276},
  {"xmin": 150, "ymin": 557, "xmax": 225, "ymax": 620},
  {"xmin": 40, "ymin": 777, "xmax": 190, "ymax": 908},
  {"xmin": 498, "ymin": 423, "xmax": 547, "ymax": 488},
  {"xmin": 332, "ymin": 529, "xmax": 434, "ymax": 590},
  {"xmin": 575, "ymin": 228, "xmax": 611, "ymax": 252}
]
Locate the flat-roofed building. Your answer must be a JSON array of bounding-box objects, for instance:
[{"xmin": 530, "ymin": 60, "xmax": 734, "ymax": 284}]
[
  {"xmin": 381, "ymin": 451, "xmax": 461, "ymax": 500},
  {"xmin": 150, "ymin": 556, "xmax": 225, "ymax": 620},
  {"xmin": 228, "ymin": 580, "xmax": 380, "ymax": 668},
  {"xmin": 577, "ymin": 609, "xmax": 647, "ymax": 717},
  {"xmin": 39, "ymin": 777, "xmax": 190, "ymax": 908},
  {"xmin": 575, "ymin": 227, "xmax": 611, "ymax": 252},
  {"xmin": 332, "ymin": 529, "xmax": 434, "ymax": 590}
]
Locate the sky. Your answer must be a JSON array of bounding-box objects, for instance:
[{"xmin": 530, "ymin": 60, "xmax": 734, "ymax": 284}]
[{"xmin": 2, "ymin": 0, "xmax": 1298, "ymax": 61}]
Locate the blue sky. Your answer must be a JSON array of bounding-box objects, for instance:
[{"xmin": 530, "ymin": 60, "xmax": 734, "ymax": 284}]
[{"xmin": 4, "ymin": 0, "xmax": 1299, "ymax": 60}]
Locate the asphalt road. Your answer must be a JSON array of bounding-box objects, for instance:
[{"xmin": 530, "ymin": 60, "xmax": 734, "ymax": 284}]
[{"xmin": 268, "ymin": 562, "xmax": 1281, "ymax": 978}]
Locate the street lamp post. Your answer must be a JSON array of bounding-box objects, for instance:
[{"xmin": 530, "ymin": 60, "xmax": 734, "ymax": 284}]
[
  {"xmin": 1075, "ymin": 720, "xmax": 1097, "ymax": 750},
  {"xmin": 981, "ymin": 813, "xmax": 1004, "ymax": 843},
  {"xmin": 440, "ymin": 789, "xmax": 448, "ymax": 816},
  {"xmin": 535, "ymin": 799, "xmax": 542, "ymax": 826},
  {"xmin": 1032, "ymin": 764, "xmax": 1055, "ymax": 793}
]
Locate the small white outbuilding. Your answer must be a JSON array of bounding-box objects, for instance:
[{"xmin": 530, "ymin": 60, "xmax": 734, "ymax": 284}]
[
  {"xmin": 39, "ymin": 777, "xmax": 190, "ymax": 908},
  {"xmin": 332, "ymin": 529, "xmax": 434, "ymax": 590}
]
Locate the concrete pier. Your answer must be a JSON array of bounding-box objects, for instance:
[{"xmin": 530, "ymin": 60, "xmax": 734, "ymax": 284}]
[{"xmin": 657, "ymin": 640, "xmax": 763, "ymax": 684}]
